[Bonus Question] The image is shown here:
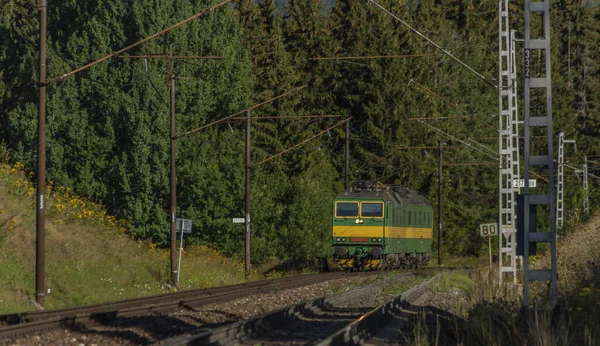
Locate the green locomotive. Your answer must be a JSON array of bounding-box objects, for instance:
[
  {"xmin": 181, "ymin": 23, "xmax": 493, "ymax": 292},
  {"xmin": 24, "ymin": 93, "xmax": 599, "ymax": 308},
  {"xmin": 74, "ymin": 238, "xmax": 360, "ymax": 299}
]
[{"xmin": 332, "ymin": 182, "xmax": 433, "ymax": 271}]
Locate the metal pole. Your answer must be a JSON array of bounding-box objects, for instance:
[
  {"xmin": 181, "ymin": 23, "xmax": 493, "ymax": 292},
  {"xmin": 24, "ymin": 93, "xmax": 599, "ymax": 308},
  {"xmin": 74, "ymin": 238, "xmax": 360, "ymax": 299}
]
[
  {"xmin": 36, "ymin": 0, "xmax": 48, "ymax": 307},
  {"xmin": 584, "ymin": 155, "xmax": 589, "ymax": 215},
  {"xmin": 489, "ymin": 237, "xmax": 492, "ymax": 268},
  {"xmin": 169, "ymin": 47, "xmax": 178, "ymax": 288},
  {"xmin": 245, "ymin": 110, "xmax": 251, "ymax": 279},
  {"xmin": 345, "ymin": 118, "xmax": 350, "ymax": 191},
  {"xmin": 177, "ymin": 226, "xmax": 184, "ymax": 286},
  {"xmin": 438, "ymin": 141, "xmax": 443, "ymax": 266}
]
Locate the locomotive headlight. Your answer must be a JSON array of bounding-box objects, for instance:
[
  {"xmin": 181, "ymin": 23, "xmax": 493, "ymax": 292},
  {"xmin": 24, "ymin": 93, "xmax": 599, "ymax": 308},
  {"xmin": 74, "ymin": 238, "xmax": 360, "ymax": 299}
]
[
  {"xmin": 372, "ymin": 238, "xmax": 376, "ymax": 242},
  {"xmin": 342, "ymin": 238, "xmax": 346, "ymax": 242},
  {"xmin": 336, "ymin": 237, "xmax": 340, "ymax": 242},
  {"xmin": 355, "ymin": 219, "xmax": 360, "ymax": 224},
  {"xmin": 378, "ymin": 238, "xmax": 382, "ymax": 242}
]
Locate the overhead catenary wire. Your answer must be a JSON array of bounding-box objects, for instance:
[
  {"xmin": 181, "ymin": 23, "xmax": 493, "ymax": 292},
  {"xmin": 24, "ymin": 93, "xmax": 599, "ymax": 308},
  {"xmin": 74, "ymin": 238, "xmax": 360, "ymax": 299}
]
[
  {"xmin": 47, "ymin": 0, "xmax": 232, "ymax": 84},
  {"xmin": 415, "ymin": 120, "xmax": 498, "ymax": 161},
  {"xmin": 311, "ymin": 54, "xmax": 436, "ymax": 60},
  {"xmin": 444, "ymin": 162, "xmax": 497, "ymax": 166},
  {"xmin": 367, "ymin": 0, "xmax": 497, "ymax": 89},
  {"xmin": 175, "ymin": 84, "xmax": 308, "ymax": 140},
  {"xmin": 414, "ymin": 120, "xmax": 497, "ymax": 156},
  {"xmin": 255, "ymin": 118, "xmax": 350, "ymax": 166},
  {"xmin": 409, "ymin": 116, "xmax": 469, "ymax": 121},
  {"xmin": 349, "ymin": 137, "xmax": 461, "ymax": 151},
  {"xmin": 564, "ymin": 162, "xmax": 600, "ymax": 181},
  {"xmin": 408, "ymin": 79, "xmax": 496, "ymax": 130},
  {"xmin": 347, "ymin": 133, "xmax": 498, "ymax": 169},
  {"xmin": 231, "ymin": 115, "xmax": 341, "ymax": 120},
  {"xmin": 120, "ymin": 55, "xmax": 224, "ymax": 59}
]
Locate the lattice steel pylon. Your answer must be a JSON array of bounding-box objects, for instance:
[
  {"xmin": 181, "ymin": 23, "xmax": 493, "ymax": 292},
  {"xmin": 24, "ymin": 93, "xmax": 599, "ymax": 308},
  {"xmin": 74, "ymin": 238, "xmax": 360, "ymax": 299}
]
[
  {"xmin": 556, "ymin": 132, "xmax": 576, "ymax": 233},
  {"xmin": 510, "ymin": 30, "xmax": 521, "ymax": 188},
  {"xmin": 498, "ymin": 0, "xmax": 517, "ymax": 284},
  {"xmin": 522, "ymin": 0, "xmax": 557, "ymax": 307}
]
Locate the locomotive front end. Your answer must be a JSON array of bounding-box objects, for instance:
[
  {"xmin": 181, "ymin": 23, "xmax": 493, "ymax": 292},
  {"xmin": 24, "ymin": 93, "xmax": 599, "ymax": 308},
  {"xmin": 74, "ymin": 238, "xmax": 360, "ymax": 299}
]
[{"xmin": 332, "ymin": 197, "xmax": 385, "ymax": 271}]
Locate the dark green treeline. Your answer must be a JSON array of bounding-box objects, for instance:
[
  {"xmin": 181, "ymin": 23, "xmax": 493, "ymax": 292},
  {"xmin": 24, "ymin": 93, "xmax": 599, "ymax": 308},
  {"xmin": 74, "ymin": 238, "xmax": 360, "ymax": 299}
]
[{"xmin": 0, "ymin": 0, "xmax": 598, "ymax": 265}]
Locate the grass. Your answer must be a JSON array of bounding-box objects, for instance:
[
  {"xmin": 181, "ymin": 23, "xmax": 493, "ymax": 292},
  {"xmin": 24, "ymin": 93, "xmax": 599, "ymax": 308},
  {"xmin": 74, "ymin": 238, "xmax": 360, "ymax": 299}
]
[
  {"xmin": 414, "ymin": 240, "xmax": 600, "ymax": 345},
  {"xmin": 397, "ymin": 213, "xmax": 600, "ymax": 345},
  {"xmin": 431, "ymin": 272, "xmax": 473, "ymax": 295},
  {"xmin": 2, "ymin": 159, "xmax": 599, "ymax": 345},
  {"xmin": 428, "ymin": 253, "xmax": 485, "ymax": 268},
  {"xmin": 0, "ymin": 163, "xmax": 255, "ymax": 314},
  {"xmin": 380, "ymin": 275, "xmax": 433, "ymax": 297}
]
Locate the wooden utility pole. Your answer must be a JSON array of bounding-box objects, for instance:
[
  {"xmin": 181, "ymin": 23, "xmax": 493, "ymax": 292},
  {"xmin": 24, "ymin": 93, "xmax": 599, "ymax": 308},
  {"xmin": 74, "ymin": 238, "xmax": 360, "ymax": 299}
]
[
  {"xmin": 238, "ymin": 113, "xmax": 342, "ymax": 279},
  {"xmin": 36, "ymin": 0, "xmax": 48, "ymax": 307},
  {"xmin": 438, "ymin": 141, "xmax": 443, "ymax": 266},
  {"xmin": 345, "ymin": 118, "xmax": 350, "ymax": 191},
  {"xmin": 120, "ymin": 53, "xmax": 223, "ymax": 288},
  {"xmin": 245, "ymin": 110, "xmax": 251, "ymax": 279},
  {"xmin": 168, "ymin": 48, "xmax": 177, "ymax": 287},
  {"xmin": 32, "ymin": 2, "xmax": 229, "ymax": 299}
]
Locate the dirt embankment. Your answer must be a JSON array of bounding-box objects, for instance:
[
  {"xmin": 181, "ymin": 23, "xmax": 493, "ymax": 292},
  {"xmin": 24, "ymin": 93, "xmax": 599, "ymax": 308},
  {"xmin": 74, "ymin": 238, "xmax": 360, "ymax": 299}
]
[{"xmin": 536, "ymin": 212, "xmax": 600, "ymax": 293}]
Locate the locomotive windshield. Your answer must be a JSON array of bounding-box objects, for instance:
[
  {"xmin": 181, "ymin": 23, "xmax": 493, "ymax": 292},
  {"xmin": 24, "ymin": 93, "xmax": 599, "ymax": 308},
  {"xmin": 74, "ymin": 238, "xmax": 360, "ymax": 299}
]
[
  {"xmin": 361, "ymin": 203, "xmax": 383, "ymax": 217},
  {"xmin": 335, "ymin": 202, "xmax": 358, "ymax": 217}
]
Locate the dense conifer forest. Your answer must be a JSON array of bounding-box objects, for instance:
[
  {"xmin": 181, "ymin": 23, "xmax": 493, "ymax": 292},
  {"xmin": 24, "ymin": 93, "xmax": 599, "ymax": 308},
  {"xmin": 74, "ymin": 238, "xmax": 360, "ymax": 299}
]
[{"xmin": 1, "ymin": 0, "xmax": 598, "ymax": 265}]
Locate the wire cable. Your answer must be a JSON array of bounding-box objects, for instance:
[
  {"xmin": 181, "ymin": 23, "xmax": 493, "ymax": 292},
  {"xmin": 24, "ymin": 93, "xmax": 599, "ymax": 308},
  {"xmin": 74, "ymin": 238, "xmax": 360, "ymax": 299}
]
[
  {"xmin": 409, "ymin": 79, "xmax": 496, "ymax": 130},
  {"xmin": 255, "ymin": 118, "xmax": 350, "ymax": 166},
  {"xmin": 416, "ymin": 120, "xmax": 498, "ymax": 161},
  {"xmin": 175, "ymin": 84, "xmax": 308, "ymax": 140},
  {"xmin": 47, "ymin": 0, "xmax": 232, "ymax": 84},
  {"xmin": 367, "ymin": 0, "xmax": 497, "ymax": 89}
]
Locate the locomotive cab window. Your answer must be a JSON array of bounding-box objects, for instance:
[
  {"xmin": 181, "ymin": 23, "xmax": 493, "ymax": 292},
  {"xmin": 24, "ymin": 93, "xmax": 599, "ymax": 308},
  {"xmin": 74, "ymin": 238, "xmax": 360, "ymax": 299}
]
[
  {"xmin": 335, "ymin": 202, "xmax": 359, "ymax": 217},
  {"xmin": 361, "ymin": 202, "xmax": 384, "ymax": 217}
]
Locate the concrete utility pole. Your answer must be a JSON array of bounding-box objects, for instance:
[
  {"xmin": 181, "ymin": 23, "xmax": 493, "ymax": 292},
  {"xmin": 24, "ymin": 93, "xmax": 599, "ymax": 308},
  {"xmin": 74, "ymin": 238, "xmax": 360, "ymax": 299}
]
[{"xmin": 36, "ymin": 0, "xmax": 48, "ymax": 307}]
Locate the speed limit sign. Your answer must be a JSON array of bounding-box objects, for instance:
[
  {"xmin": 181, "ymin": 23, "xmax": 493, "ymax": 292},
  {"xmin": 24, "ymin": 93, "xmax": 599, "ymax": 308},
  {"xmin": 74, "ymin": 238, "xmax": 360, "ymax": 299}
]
[{"xmin": 479, "ymin": 223, "xmax": 498, "ymax": 237}]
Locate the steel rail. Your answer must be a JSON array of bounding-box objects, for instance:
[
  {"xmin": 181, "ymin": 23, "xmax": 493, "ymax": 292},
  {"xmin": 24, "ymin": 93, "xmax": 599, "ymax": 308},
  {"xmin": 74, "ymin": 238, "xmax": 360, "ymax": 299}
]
[
  {"xmin": 317, "ymin": 274, "xmax": 443, "ymax": 346},
  {"xmin": 0, "ymin": 271, "xmax": 355, "ymax": 340},
  {"xmin": 167, "ymin": 268, "xmax": 465, "ymax": 345}
]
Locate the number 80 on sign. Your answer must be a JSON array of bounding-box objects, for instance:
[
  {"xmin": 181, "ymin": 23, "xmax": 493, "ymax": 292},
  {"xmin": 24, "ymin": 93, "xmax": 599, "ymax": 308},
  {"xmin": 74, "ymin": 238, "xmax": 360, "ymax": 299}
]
[{"xmin": 479, "ymin": 223, "xmax": 498, "ymax": 237}]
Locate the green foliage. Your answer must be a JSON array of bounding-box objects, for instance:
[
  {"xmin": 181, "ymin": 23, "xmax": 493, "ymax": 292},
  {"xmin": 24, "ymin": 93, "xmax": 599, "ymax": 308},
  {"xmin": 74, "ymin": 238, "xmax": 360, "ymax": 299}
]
[
  {"xmin": 432, "ymin": 272, "xmax": 474, "ymax": 294},
  {"xmin": 0, "ymin": 164, "xmax": 254, "ymax": 313},
  {"xmin": 0, "ymin": 142, "xmax": 9, "ymax": 164},
  {"xmin": 1, "ymin": 0, "xmax": 600, "ymax": 266}
]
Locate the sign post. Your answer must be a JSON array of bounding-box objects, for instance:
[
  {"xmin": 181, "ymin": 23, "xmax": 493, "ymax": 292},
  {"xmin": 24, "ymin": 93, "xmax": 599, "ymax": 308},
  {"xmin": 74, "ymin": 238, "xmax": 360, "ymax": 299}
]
[
  {"xmin": 512, "ymin": 179, "xmax": 536, "ymax": 188},
  {"xmin": 175, "ymin": 218, "xmax": 192, "ymax": 288},
  {"xmin": 479, "ymin": 223, "xmax": 498, "ymax": 268}
]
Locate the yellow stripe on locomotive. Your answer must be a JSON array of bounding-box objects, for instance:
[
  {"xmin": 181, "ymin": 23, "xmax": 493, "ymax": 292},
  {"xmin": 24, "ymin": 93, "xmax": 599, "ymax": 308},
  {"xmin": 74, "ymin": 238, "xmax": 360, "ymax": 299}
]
[{"xmin": 332, "ymin": 183, "xmax": 433, "ymax": 271}]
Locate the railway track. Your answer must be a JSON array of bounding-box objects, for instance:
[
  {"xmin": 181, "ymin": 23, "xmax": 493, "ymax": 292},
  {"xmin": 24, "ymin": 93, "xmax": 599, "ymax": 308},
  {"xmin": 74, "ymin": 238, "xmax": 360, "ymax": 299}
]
[
  {"xmin": 0, "ymin": 267, "xmax": 467, "ymax": 344},
  {"xmin": 0, "ymin": 271, "xmax": 373, "ymax": 341},
  {"xmin": 164, "ymin": 271, "xmax": 450, "ymax": 345}
]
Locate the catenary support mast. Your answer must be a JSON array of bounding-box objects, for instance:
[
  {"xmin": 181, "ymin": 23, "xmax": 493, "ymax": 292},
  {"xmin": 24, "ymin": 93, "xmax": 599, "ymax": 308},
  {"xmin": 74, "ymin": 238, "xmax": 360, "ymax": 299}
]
[
  {"xmin": 498, "ymin": 0, "xmax": 517, "ymax": 283},
  {"xmin": 556, "ymin": 132, "xmax": 576, "ymax": 233},
  {"xmin": 522, "ymin": 0, "xmax": 557, "ymax": 307}
]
